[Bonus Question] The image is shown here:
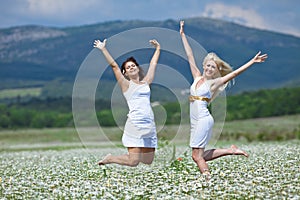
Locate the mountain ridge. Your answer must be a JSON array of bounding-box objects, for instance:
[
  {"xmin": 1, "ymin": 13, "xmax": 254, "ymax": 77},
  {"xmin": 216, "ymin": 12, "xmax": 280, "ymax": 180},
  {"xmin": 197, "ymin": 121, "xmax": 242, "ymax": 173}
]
[{"xmin": 0, "ymin": 17, "xmax": 299, "ymax": 95}]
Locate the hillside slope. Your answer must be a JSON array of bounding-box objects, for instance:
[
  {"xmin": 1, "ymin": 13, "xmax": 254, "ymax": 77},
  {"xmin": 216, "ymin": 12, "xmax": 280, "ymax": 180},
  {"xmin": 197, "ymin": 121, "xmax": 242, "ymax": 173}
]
[{"xmin": 0, "ymin": 17, "xmax": 299, "ymax": 94}]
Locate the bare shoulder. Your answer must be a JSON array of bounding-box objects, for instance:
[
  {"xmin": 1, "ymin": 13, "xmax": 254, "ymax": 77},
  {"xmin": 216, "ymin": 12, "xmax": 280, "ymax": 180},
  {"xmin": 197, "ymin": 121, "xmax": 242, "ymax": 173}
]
[
  {"xmin": 209, "ymin": 77, "xmax": 223, "ymax": 92},
  {"xmin": 207, "ymin": 77, "xmax": 220, "ymax": 85},
  {"xmin": 118, "ymin": 77, "xmax": 130, "ymax": 92}
]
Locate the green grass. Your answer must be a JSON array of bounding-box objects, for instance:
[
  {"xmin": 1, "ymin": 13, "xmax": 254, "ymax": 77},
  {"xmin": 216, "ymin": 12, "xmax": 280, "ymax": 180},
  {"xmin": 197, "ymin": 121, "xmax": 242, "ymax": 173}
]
[
  {"xmin": 223, "ymin": 114, "xmax": 300, "ymax": 133},
  {"xmin": 220, "ymin": 115, "xmax": 300, "ymax": 141},
  {"xmin": 0, "ymin": 87, "xmax": 42, "ymax": 98},
  {"xmin": 0, "ymin": 114, "xmax": 299, "ymax": 151},
  {"xmin": 0, "ymin": 126, "xmax": 123, "ymax": 151},
  {"xmin": 0, "ymin": 115, "xmax": 299, "ymax": 199},
  {"xmin": 0, "ymin": 141, "xmax": 299, "ymax": 199}
]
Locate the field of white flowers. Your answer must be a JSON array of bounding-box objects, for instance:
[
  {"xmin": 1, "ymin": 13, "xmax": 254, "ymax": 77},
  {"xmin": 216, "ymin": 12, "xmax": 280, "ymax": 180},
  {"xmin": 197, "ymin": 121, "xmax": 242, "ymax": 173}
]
[{"xmin": 1, "ymin": 141, "xmax": 299, "ymax": 199}]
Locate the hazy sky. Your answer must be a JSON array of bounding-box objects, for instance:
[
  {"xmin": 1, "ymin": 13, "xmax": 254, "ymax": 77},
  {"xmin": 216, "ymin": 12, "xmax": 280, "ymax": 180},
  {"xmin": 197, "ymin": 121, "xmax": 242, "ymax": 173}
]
[{"xmin": 0, "ymin": 0, "xmax": 299, "ymax": 37}]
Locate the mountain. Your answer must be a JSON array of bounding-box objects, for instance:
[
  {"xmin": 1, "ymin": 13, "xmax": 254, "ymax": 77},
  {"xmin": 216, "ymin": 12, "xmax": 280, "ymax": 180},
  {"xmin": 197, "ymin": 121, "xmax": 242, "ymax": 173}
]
[{"xmin": 0, "ymin": 17, "xmax": 299, "ymax": 96}]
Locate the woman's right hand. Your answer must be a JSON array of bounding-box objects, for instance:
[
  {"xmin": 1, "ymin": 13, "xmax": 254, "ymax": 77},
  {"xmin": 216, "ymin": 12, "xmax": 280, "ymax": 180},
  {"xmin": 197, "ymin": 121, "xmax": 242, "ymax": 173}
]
[
  {"xmin": 149, "ymin": 39, "xmax": 160, "ymax": 49},
  {"xmin": 93, "ymin": 39, "xmax": 107, "ymax": 50},
  {"xmin": 180, "ymin": 20, "xmax": 185, "ymax": 35}
]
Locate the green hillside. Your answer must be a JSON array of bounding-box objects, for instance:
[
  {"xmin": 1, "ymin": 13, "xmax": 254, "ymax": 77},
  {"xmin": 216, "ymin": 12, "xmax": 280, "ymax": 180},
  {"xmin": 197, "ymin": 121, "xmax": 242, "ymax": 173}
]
[
  {"xmin": 0, "ymin": 87, "xmax": 299, "ymax": 129},
  {"xmin": 0, "ymin": 17, "xmax": 299, "ymax": 96}
]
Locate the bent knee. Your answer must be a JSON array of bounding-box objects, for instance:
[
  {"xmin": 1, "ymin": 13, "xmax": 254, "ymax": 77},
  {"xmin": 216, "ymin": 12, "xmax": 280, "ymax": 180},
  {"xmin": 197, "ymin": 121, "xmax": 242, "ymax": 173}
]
[
  {"xmin": 129, "ymin": 159, "xmax": 140, "ymax": 167},
  {"xmin": 192, "ymin": 154, "xmax": 205, "ymax": 163},
  {"xmin": 141, "ymin": 158, "xmax": 154, "ymax": 165},
  {"xmin": 142, "ymin": 161, "xmax": 153, "ymax": 165}
]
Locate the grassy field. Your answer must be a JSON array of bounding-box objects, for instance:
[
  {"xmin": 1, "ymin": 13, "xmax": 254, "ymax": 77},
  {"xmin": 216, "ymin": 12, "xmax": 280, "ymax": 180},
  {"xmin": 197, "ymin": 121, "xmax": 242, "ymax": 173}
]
[
  {"xmin": 0, "ymin": 87, "xmax": 42, "ymax": 98},
  {"xmin": 1, "ymin": 114, "xmax": 299, "ymax": 151},
  {"xmin": 0, "ymin": 115, "xmax": 299, "ymax": 199},
  {"xmin": 0, "ymin": 142, "xmax": 299, "ymax": 199}
]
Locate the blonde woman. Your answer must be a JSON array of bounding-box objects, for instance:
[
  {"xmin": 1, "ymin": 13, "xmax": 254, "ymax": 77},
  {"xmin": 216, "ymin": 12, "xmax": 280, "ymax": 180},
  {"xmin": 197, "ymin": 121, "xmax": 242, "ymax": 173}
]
[
  {"xmin": 179, "ymin": 21, "xmax": 268, "ymax": 179},
  {"xmin": 94, "ymin": 38, "xmax": 160, "ymax": 166}
]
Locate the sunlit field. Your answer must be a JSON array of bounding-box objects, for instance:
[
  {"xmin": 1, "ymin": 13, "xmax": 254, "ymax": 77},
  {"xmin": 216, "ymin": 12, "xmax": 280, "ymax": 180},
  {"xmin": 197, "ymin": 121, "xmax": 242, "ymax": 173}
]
[
  {"xmin": 0, "ymin": 142, "xmax": 299, "ymax": 199},
  {"xmin": 0, "ymin": 115, "xmax": 299, "ymax": 199},
  {"xmin": 0, "ymin": 87, "xmax": 42, "ymax": 99}
]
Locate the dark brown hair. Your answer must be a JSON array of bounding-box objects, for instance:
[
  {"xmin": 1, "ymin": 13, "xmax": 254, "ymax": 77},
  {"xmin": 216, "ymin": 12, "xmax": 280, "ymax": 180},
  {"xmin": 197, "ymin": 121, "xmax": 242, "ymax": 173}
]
[{"xmin": 121, "ymin": 57, "xmax": 145, "ymax": 81}]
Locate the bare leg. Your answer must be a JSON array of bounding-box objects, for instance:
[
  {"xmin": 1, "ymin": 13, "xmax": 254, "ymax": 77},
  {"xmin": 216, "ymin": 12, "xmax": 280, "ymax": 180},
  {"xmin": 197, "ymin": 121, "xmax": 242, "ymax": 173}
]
[
  {"xmin": 192, "ymin": 148, "xmax": 211, "ymax": 180},
  {"xmin": 203, "ymin": 144, "xmax": 249, "ymax": 162},
  {"xmin": 192, "ymin": 148, "xmax": 209, "ymax": 173},
  {"xmin": 140, "ymin": 148, "xmax": 155, "ymax": 165},
  {"xmin": 98, "ymin": 147, "xmax": 142, "ymax": 167}
]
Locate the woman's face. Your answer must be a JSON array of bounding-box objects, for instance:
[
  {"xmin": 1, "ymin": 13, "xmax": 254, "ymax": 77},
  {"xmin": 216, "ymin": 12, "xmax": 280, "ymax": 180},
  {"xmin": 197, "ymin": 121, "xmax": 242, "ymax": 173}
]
[
  {"xmin": 124, "ymin": 61, "xmax": 139, "ymax": 78},
  {"xmin": 203, "ymin": 60, "xmax": 218, "ymax": 78}
]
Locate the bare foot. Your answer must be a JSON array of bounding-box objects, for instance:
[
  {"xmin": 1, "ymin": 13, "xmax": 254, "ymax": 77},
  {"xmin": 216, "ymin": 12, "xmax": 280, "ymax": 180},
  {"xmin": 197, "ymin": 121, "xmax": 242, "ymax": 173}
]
[
  {"xmin": 98, "ymin": 154, "xmax": 112, "ymax": 165},
  {"xmin": 203, "ymin": 170, "xmax": 211, "ymax": 182},
  {"xmin": 230, "ymin": 145, "xmax": 249, "ymax": 157}
]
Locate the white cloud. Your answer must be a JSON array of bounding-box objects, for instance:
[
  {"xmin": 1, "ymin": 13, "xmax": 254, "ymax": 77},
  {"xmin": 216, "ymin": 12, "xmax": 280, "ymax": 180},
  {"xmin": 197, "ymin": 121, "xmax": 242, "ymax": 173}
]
[
  {"xmin": 26, "ymin": 0, "xmax": 99, "ymax": 18},
  {"xmin": 202, "ymin": 3, "xmax": 267, "ymax": 30},
  {"xmin": 0, "ymin": 0, "xmax": 299, "ymax": 37}
]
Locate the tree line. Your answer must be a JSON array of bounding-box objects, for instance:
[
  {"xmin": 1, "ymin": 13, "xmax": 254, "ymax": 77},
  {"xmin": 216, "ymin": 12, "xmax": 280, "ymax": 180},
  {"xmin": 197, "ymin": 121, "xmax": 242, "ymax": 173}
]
[{"xmin": 0, "ymin": 87, "xmax": 299, "ymax": 129}]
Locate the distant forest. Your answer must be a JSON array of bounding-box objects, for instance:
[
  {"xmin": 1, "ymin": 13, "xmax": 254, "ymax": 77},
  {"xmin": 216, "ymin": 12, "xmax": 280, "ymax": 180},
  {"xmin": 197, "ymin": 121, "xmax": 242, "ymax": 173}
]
[{"xmin": 0, "ymin": 87, "xmax": 299, "ymax": 129}]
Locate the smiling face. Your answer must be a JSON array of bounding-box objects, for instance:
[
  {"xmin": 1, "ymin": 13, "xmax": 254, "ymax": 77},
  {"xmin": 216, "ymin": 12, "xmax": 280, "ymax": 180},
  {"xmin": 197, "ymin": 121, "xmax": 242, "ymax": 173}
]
[
  {"xmin": 203, "ymin": 60, "xmax": 219, "ymax": 79},
  {"xmin": 202, "ymin": 52, "xmax": 232, "ymax": 79},
  {"xmin": 121, "ymin": 57, "xmax": 144, "ymax": 81},
  {"xmin": 124, "ymin": 61, "xmax": 139, "ymax": 78}
]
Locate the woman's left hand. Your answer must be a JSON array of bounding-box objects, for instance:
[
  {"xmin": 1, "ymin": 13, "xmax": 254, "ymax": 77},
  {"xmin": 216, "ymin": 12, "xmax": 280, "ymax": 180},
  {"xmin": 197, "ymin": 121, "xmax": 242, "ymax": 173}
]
[
  {"xmin": 252, "ymin": 51, "xmax": 268, "ymax": 63},
  {"xmin": 180, "ymin": 20, "xmax": 185, "ymax": 35}
]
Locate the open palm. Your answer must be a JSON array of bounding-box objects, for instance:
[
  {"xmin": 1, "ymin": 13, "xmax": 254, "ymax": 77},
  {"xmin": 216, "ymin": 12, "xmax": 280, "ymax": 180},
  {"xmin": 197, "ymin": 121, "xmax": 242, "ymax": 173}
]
[
  {"xmin": 253, "ymin": 51, "xmax": 268, "ymax": 63},
  {"xmin": 93, "ymin": 39, "xmax": 107, "ymax": 50}
]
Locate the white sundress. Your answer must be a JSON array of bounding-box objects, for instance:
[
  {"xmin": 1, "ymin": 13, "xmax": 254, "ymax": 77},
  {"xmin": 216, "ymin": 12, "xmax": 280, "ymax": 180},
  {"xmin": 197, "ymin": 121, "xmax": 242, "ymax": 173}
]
[
  {"xmin": 122, "ymin": 80, "xmax": 157, "ymax": 148},
  {"xmin": 189, "ymin": 77, "xmax": 214, "ymax": 148}
]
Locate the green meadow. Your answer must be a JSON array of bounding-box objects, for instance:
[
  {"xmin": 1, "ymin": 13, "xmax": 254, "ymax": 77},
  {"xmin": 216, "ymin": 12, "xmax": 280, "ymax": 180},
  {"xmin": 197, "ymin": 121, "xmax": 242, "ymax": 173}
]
[
  {"xmin": 0, "ymin": 115, "xmax": 299, "ymax": 199},
  {"xmin": 0, "ymin": 87, "xmax": 42, "ymax": 99},
  {"xmin": 1, "ymin": 114, "xmax": 299, "ymax": 151}
]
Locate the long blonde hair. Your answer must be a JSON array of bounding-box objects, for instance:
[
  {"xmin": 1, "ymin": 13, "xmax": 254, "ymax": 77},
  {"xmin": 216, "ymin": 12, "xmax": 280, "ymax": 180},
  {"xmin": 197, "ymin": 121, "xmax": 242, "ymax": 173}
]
[
  {"xmin": 203, "ymin": 52, "xmax": 233, "ymax": 78},
  {"xmin": 203, "ymin": 52, "xmax": 233, "ymax": 102}
]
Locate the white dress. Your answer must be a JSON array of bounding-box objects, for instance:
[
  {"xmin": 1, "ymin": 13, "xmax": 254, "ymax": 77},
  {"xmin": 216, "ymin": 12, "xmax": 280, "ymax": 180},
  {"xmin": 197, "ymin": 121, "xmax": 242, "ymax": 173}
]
[
  {"xmin": 122, "ymin": 80, "xmax": 157, "ymax": 148},
  {"xmin": 189, "ymin": 77, "xmax": 214, "ymax": 148}
]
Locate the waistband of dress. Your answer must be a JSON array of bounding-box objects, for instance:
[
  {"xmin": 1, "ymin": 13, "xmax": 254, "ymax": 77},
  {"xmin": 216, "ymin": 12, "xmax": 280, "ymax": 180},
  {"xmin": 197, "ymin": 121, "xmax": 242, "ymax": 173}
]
[{"xmin": 189, "ymin": 95, "xmax": 211, "ymax": 102}]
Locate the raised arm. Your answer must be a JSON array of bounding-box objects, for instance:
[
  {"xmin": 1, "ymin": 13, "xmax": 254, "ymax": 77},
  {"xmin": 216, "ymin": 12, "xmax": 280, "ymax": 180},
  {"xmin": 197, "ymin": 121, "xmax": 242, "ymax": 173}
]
[
  {"xmin": 212, "ymin": 51, "xmax": 268, "ymax": 90},
  {"xmin": 93, "ymin": 39, "xmax": 128, "ymax": 92},
  {"xmin": 142, "ymin": 39, "xmax": 160, "ymax": 84},
  {"xmin": 180, "ymin": 20, "xmax": 201, "ymax": 79}
]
